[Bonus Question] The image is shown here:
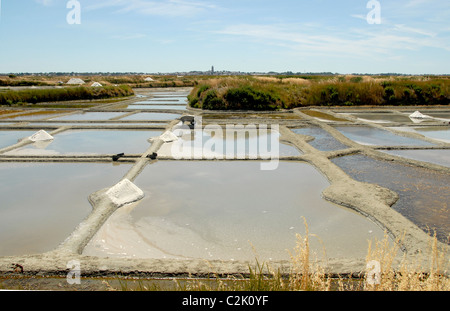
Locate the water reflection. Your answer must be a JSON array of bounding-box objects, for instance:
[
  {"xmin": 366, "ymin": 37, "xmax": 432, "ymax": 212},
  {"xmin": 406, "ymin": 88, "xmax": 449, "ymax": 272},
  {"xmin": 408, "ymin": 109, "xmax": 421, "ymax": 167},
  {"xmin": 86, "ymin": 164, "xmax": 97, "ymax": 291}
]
[
  {"xmin": 332, "ymin": 154, "xmax": 450, "ymax": 243},
  {"xmin": 83, "ymin": 161, "xmax": 388, "ymax": 261}
]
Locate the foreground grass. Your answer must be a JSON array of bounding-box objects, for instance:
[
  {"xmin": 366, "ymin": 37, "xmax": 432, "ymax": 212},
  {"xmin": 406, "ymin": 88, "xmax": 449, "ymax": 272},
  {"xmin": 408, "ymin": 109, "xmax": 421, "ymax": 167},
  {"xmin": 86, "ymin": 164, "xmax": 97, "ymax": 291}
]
[
  {"xmin": 188, "ymin": 76, "xmax": 450, "ymax": 111},
  {"xmin": 105, "ymin": 220, "xmax": 449, "ymax": 292},
  {"xmin": 0, "ymin": 224, "xmax": 447, "ymax": 291}
]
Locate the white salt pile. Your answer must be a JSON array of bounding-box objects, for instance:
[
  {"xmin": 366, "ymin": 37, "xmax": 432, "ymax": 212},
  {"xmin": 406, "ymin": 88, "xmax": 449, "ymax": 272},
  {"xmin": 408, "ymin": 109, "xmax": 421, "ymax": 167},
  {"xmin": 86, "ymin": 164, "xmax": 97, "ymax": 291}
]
[
  {"xmin": 66, "ymin": 78, "xmax": 85, "ymax": 85},
  {"xmin": 409, "ymin": 111, "xmax": 432, "ymax": 119},
  {"xmin": 148, "ymin": 131, "xmax": 179, "ymax": 143},
  {"xmin": 106, "ymin": 179, "xmax": 144, "ymax": 208},
  {"xmin": 28, "ymin": 130, "xmax": 54, "ymax": 142},
  {"xmin": 160, "ymin": 131, "xmax": 179, "ymax": 143}
]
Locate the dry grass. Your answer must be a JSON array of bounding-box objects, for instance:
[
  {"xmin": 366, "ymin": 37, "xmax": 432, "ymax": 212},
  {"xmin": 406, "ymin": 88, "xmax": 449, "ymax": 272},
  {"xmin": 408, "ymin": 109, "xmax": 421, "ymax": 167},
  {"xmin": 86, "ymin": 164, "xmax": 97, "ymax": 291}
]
[
  {"xmin": 2, "ymin": 219, "xmax": 444, "ymax": 291},
  {"xmin": 253, "ymin": 76, "xmax": 312, "ymax": 86},
  {"xmin": 105, "ymin": 219, "xmax": 449, "ymax": 292},
  {"xmin": 365, "ymin": 232, "xmax": 449, "ymax": 291}
]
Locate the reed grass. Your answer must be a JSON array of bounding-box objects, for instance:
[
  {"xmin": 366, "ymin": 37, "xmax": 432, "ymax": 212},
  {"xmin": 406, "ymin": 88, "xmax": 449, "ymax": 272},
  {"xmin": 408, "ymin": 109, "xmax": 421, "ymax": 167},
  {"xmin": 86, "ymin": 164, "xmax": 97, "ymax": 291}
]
[
  {"xmin": 1, "ymin": 221, "xmax": 446, "ymax": 291},
  {"xmin": 188, "ymin": 76, "xmax": 450, "ymax": 110},
  {"xmin": 104, "ymin": 219, "xmax": 448, "ymax": 292},
  {"xmin": 0, "ymin": 85, "xmax": 134, "ymax": 106}
]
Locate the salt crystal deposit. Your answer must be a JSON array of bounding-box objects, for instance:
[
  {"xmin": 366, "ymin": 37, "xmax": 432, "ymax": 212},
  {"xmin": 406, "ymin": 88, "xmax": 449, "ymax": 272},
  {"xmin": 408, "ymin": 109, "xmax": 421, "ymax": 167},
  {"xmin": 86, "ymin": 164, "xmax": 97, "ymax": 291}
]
[
  {"xmin": 105, "ymin": 179, "xmax": 145, "ymax": 207},
  {"xmin": 28, "ymin": 130, "xmax": 54, "ymax": 142},
  {"xmin": 66, "ymin": 78, "xmax": 85, "ymax": 85},
  {"xmin": 409, "ymin": 111, "xmax": 432, "ymax": 119},
  {"xmin": 148, "ymin": 131, "xmax": 179, "ymax": 143}
]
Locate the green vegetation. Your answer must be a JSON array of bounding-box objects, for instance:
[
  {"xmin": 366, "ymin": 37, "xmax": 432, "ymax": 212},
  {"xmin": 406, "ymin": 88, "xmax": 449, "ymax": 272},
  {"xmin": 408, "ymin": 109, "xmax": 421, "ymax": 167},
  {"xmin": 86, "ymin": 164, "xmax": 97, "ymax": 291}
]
[
  {"xmin": 188, "ymin": 77, "xmax": 290, "ymax": 111},
  {"xmin": 188, "ymin": 76, "xmax": 450, "ymax": 110},
  {"xmin": 0, "ymin": 79, "xmax": 50, "ymax": 87},
  {"xmin": 0, "ymin": 85, "xmax": 134, "ymax": 106},
  {"xmin": 0, "ymin": 74, "xmax": 197, "ymax": 88}
]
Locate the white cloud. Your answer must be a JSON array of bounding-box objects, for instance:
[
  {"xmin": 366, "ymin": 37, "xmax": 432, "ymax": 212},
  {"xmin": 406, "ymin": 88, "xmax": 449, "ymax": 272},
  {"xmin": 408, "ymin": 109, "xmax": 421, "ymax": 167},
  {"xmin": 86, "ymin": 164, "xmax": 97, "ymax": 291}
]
[
  {"xmin": 393, "ymin": 24, "xmax": 437, "ymax": 37},
  {"xmin": 214, "ymin": 21, "xmax": 450, "ymax": 60}
]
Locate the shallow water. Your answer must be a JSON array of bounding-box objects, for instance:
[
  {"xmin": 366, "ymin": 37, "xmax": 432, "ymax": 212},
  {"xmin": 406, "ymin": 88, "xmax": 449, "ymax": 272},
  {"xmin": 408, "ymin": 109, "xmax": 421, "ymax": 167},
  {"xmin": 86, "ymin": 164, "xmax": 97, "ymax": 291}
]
[
  {"xmin": 332, "ymin": 154, "xmax": 450, "ymax": 243},
  {"xmin": 352, "ymin": 112, "xmax": 423, "ymax": 124},
  {"xmin": 128, "ymin": 105, "xmax": 187, "ymax": 110},
  {"xmin": 0, "ymin": 130, "xmax": 37, "ymax": 149},
  {"xmin": 203, "ymin": 113, "xmax": 303, "ymax": 120},
  {"xmin": 415, "ymin": 127, "xmax": 450, "ymax": 143},
  {"xmin": 50, "ymin": 112, "xmax": 126, "ymax": 121},
  {"xmin": 157, "ymin": 127, "xmax": 301, "ymax": 159},
  {"xmin": 119, "ymin": 112, "xmax": 182, "ymax": 120},
  {"xmin": 0, "ymin": 162, "xmax": 131, "ymax": 256},
  {"xmin": 403, "ymin": 111, "xmax": 450, "ymax": 120},
  {"xmin": 5, "ymin": 129, "xmax": 162, "ymax": 156},
  {"xmin": 30, "ymin": 122, "xmax": 166, "ymax": 127},
  {"xmin": 334, "ymin": 126, "xmax": 434, "ymax": 146},
  {"xmin": 291, "ymin": 127, "xmax": 349, "ymax": 151},
  {"xmin": 389, "ymin": 126, "xmax": 450, "ymax": 143},
  {"xmin": 426, "ymin": 112, "xmax": 450, "ymax": 120},
  {"xmin": 381, "ymin": 149, "xmax": 450, "ymax": 168},
  {"xmin": 83, "ymin": 161, "xmax": 387, "ymax": 261},
  {"xmin": 0, "ymin": 111, "xmax": 67, "ymax": 121},
  {"xmin": 146, "ymin": 98, "xmax": 188, "ymax": 103},
  {"xmin": 300, "ymin": 110, "xmax": 351, "ymax": 122}
]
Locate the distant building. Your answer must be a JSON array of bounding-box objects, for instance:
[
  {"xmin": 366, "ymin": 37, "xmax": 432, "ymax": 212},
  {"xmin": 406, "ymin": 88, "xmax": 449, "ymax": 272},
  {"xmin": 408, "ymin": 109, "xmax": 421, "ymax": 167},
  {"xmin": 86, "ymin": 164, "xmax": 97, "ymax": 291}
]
[{"xmin": 211, "ymin": 66, "xmax": 214, "ymax": 75}]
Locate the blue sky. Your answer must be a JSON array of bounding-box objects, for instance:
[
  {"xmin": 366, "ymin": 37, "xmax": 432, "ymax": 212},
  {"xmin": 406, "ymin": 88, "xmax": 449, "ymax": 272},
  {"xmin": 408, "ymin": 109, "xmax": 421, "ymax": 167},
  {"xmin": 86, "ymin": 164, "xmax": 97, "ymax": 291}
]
[{"xmin": 0, "ymin": 0, "xmax": 449, "ymax": 74}]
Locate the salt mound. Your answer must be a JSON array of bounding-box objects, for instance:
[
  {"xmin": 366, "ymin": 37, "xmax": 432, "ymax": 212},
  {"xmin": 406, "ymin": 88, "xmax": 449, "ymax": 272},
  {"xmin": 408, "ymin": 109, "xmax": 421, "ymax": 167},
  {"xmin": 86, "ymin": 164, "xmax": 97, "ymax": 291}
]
[
  {"xmin": 29, "ymin": 130, "xmax": 54, "ymax": 142},
  {"xmin": 91, "ymin": 82, "xmax": 102, "ymax": 87},
  {"xmin": 148, "ymin": 131, "xmax": 179, "ymax": 143},
  {"xmin": 106, "ymin": 179, "xmax": 144, "ymax": 208},
  {"xmin": 67, "ymin": 78, "xmax": 85, "ymax": 85},
  {"xmin": 160, "ymin": 131, "xmax": 179, "ymax": 143},
  {"xmin": 409, "ymin": 111, "xmax": 432, "ymax": 119}
]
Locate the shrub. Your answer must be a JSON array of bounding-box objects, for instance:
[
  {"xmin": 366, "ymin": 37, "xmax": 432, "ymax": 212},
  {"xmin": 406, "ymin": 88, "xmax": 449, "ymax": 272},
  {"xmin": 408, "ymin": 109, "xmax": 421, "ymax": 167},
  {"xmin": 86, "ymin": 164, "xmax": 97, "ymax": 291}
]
[
  {"xmin": 187, "ymin": 76, "xmax": 449, "ymax": 110},
  {"xmin": 202, "ymin": 90, "xmax": 226, "ymax": 110},
  {"xmin": 0, "ymin": 85, "xmax": 134, "ymax": 106},
  {"xmin": 223, "ymin": 86, "xmax": 280, "ymax": 111},
  {"xmin": 350, "ymin": 76, "xmax": 363, "ymax": 83}
]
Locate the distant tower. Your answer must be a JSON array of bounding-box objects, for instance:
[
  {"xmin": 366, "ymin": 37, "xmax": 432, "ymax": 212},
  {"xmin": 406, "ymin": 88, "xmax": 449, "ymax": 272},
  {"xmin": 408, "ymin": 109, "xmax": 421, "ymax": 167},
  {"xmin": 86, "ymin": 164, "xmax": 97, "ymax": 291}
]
[{"xmin": 211, "ymin": 66, "xmax": 215, "ymax": 75}]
